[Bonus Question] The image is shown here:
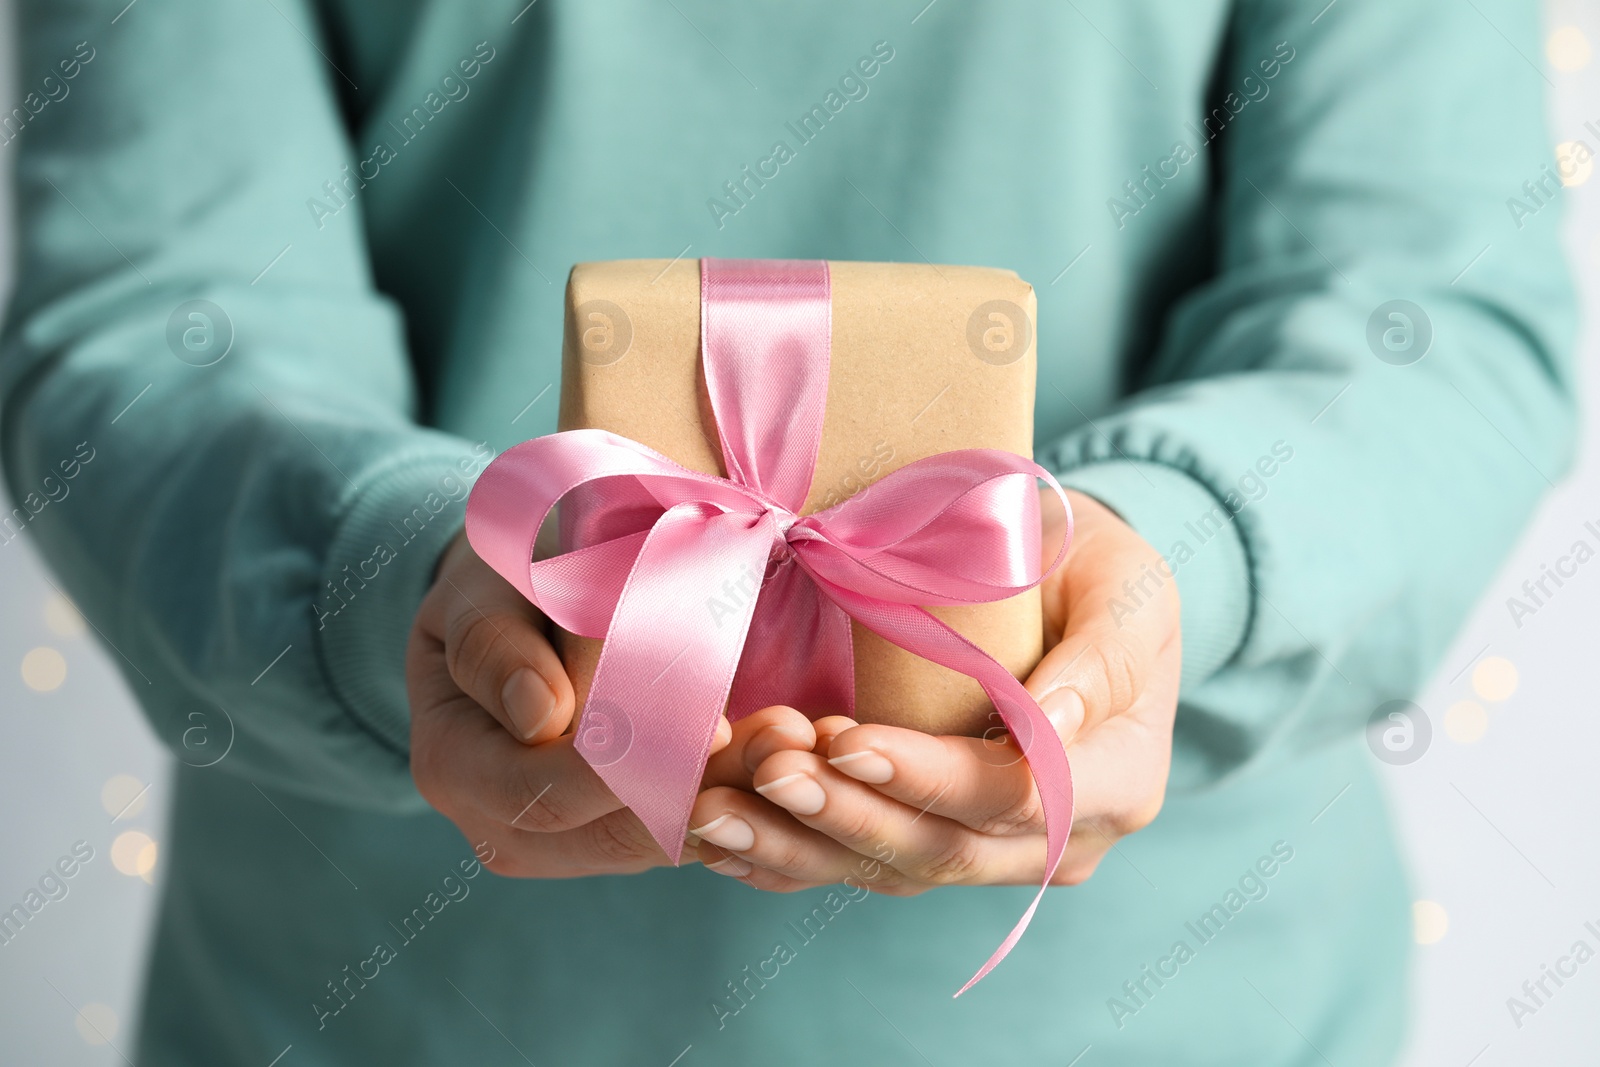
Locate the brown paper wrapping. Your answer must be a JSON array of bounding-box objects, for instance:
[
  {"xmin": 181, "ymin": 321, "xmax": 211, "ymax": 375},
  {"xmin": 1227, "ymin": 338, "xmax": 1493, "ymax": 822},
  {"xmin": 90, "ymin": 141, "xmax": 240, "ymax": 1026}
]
[{"xmin": 552, "ymin": 259, "xmax": 1042, "ymax": 738}]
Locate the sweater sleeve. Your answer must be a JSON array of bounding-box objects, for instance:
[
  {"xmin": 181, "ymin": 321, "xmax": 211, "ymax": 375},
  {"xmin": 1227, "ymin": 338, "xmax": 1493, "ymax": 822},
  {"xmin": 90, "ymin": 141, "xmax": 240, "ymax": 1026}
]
[
  {"xmin": 0, "ymin": 0, "xmax": 482, "ymax": 810},
  {"xmin": 1041, "ymin": 0, "xmax": 1578, "ymax": 789}
]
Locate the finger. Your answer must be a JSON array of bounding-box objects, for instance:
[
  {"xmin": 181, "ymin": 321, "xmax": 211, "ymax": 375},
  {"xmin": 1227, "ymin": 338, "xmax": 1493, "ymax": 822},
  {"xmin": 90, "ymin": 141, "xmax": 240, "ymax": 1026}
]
[
  {"xmin": 687, "ymin": 785, "xmax": 911, "ymax": 890},
  {"xmin": 411, "ymin": 688, "xmax": 627, "ymax": 834},
  {"xmin": 710, "ymin": 714, "xmax": 734, "ymax": 756},
  {"xmin": 747, "ymin": 750, "xmax": 1043, "ymax": 886},
  {"xmin": 536, "ymin": 806, "xmax": 685, "ymax": 873},
  {"xmin": 824, "ymin": 702, "xmax": 1172, "ymax": 836},
  {"xmin": 823, "ymin": 722, "xmax": 1050, "ymax": 836},
  {"xmin": 469, "ymin": 808, "xmax": 686, "ymax": 878},
  {"xmin": 1025, "ymin": 493, "xmax": 1179, "ymax": 744},
  {"xmin": 701, "ymin": 706, "xmax": 816, "ymax": 791},
  {"xmin": 693, "ymin": 841, "xmax": 832, "ymax": 894},
  {"xmin": 1044, "ymin": 653, "xmax": 1180, "ymax": 837},
  {"xmin": 810, "ymin": 715, "xmax": 856, "ymax": 756},
  {"xmin": 423, "ymin": 539, "xmax": 576, "ymax": 744}
]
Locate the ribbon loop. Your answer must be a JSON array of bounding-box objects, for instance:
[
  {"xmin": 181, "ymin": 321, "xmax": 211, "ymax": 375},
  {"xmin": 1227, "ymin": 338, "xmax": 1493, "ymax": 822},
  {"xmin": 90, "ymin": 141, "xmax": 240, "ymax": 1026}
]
[{"xmin": 466, "ymin": 258, "xmax": 1073, "ymax": 994}]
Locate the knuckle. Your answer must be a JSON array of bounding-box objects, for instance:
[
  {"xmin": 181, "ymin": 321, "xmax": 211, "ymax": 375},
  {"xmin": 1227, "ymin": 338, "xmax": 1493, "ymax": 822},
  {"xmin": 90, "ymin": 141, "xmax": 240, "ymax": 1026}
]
[
  {"xmin": 1084, "ymin": 637, "xmax": 1142, "ymax": 718},
  {"xmin": 445, "ymin": 610, "xmax": 524, "ymax": 697},
  {"xmin": 897, "ymin": 768, "xmax": 957, "ymax": 819},
  {"xmin": 584, "ymin": 814, "xmax": 655, "ymax": 868},
  {"xmin": 973, "ymin": 788, "xmax": 1044, "ymax": 837},
  {"xmin": 914, "ymin": 836, "xmax": 987, "ymax": 886},
  {"xmin": 860, "ymin": 865, "xmax": 912, "ymax": 894},
  {"xmin": 753, "ymin": 833, "xmax": 811, "ymax": 876},
  {"xmin": 824, "ymin": 803, "xmax": 882, "ymax": 847},
  {"xmin": 503, "ymin": 772, "xmax": 575, "ymax": 834}
]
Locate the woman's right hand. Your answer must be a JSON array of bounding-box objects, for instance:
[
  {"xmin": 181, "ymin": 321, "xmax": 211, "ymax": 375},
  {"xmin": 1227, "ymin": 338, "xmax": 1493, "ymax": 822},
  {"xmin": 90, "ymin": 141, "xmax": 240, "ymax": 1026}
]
[{"xmin": 407, "ymin": 529, "xmax": 815, "ymax": 877}]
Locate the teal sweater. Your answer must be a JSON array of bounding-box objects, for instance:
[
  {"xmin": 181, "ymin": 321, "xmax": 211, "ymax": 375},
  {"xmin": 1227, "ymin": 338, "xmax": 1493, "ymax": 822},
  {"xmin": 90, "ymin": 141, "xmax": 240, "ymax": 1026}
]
[{"xmin": 1, "ymin": 1, "xmax": 1574, "ymax": 1063}]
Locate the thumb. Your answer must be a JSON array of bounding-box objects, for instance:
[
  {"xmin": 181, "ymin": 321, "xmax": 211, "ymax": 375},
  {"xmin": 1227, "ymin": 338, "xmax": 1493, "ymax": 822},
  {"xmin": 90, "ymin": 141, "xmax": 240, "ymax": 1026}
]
[
  {"xmin": 1024, "ymin": 493, "xmax": 1179, "ymax": 744},
  {"xmin": 428, "ymin": 532, "xmax": 578, "ymax": 744}
]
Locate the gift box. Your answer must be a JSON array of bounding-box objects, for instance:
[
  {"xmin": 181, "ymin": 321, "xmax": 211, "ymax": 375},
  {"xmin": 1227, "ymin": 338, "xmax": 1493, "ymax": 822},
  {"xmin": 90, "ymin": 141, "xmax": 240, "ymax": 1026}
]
[
  {"xmin": 552, "ymin": 258, "xmax": 1044, "ymax": 738},
  {"xmin": 468, "ymin": 258, "xmax": 1073, "ymax": 993}
]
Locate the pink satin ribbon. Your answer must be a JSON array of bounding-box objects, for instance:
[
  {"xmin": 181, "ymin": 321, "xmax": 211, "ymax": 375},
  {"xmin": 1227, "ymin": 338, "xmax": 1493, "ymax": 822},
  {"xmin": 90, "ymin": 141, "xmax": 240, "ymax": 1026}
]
[{"xmin": 466, "ymin": 258, "xmax": 1073, "ymax": 994}]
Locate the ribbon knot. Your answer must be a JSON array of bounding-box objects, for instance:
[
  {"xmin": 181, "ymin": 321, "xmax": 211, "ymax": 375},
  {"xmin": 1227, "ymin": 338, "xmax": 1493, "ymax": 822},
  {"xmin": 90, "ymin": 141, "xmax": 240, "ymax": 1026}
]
[{"xmin": 467, "ymin": 258, "xmax": 1073, "ymax": 994}]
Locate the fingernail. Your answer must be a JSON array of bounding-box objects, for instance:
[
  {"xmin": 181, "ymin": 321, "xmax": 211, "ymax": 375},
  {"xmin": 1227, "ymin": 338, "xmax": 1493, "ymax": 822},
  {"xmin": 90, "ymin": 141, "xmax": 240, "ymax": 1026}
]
[
  {"xmin": 501, "ymin": 668, "xmax": 555, "ymax": 741},
  {"xmin": 827, "ymin": 750, "xmax": 895, "ymax": 784},
  {"xmin": 706, "ymin": 854, "xmax": 753, "ymax": 877},
  {"xmin": 1040, "ymin": 686, "xmax": 1085, "ymax": 740},
  {"xmin": 687, "ymin": 813, "xmax": 756, "ymax": 852},
  {"xmin": 755, "ymin": 772, "xmax": 826, "ymax": 815}
]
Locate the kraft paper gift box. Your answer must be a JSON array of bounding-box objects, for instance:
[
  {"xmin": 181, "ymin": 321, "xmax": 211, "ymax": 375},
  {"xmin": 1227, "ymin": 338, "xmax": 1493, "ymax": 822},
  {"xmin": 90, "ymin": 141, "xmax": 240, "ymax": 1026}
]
[{"xmin": 551, "ymin": 258, "xmax": 1044, "ymax": 738}]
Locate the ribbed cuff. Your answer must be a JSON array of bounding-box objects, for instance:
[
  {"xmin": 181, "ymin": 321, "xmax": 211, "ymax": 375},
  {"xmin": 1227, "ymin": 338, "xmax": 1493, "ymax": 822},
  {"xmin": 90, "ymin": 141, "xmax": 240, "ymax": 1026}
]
[
  {"xmin": 1053, "ymin": 460, "xmax": 1252, "ymax": 688},
  {"xmin": 315, "ymin": 447, "xmax": 485, "ymax": 755}
]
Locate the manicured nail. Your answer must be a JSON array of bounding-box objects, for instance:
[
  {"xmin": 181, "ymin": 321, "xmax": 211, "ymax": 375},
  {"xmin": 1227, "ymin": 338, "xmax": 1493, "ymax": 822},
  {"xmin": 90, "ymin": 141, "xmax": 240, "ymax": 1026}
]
[
  {"xmin": 706, "ymin": 854, "xmax": 753, "ymax": 877},
  {"xmin": 1040, "ymin": 685, "xmax": 1086, "ymax": 740},
  {"xmin": 755, "ymin": 772, "xmax": 826, "ymax": 815},
  {"xmin": 827, "ymin": 750, "xmax": 895, "ymax": 784},
  {"xmin": 501, "ymin": 668, "xmax": 555, "ymax": 741},
  {"xmin": 688, "ymin": 814, "xmax": 756, "ymax": 852}
]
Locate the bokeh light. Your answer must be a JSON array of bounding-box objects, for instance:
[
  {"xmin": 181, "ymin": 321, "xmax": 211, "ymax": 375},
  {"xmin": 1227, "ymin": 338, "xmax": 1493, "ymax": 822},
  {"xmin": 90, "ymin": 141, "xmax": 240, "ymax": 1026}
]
[
  {"xmin": 1443, "ymin": 701, "xmax": 1489, "ymax": 744},
  {"xmin": 20, "ymin": 647, "xmax": 66, "ymax": 692},
  {"xmin": 1556, "ymin": 141, "xmax": 1594, "ymax": 188},
  {"xmin": 110, "ymin": 831, "xmax": 155, "ymax": 878},
  {"xmin": 1472, "ymin": 656, "xmax": 1519, "ymax": 702},
  {"xmin": 43, "ymin": 593, "xmax": 86, "ymax": 638},
  {"xmin": 1547, "ymin": 26, "xmax": 1592, "ymax": 72},
  {"xmin": 101, "ymin": 775, "xmax": 148, "ymax": 821},
  {"xmin": 1413, "ymin": 900, "xmax": 1449, "ymax": 945},
  {"xmin": 73, "ymin": 1003, "xmax": 118, "ymax": 1046}
]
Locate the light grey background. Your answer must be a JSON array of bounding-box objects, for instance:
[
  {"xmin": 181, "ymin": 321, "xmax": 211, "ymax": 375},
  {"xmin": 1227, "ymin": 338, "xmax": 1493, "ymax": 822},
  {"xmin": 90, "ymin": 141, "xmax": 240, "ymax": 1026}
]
[{"xmin": 1, "ymin": 3, "xmax": 1597, "ymax": 1063}]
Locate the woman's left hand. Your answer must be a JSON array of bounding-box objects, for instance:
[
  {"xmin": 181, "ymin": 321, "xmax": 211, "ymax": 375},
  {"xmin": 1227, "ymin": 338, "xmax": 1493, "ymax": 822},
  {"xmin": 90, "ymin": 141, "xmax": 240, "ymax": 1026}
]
[{"xmin": 687, "ymin": 489, "xmax": 1182, "ymax": 893}]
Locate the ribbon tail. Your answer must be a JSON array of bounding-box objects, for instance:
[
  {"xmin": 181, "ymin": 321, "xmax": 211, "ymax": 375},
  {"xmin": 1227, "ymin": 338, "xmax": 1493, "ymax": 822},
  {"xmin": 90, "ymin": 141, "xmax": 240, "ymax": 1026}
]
[
  {"xmin": 579, "ymin": 505, "xmax": 777, "ymax": 859},
  {"xmin": 727, "ymin": 556, "xmax": 854, "ymax": 722},
  {"xmin": 818, "ymin": 583, "xmax": 1073, "ymax": 996}
]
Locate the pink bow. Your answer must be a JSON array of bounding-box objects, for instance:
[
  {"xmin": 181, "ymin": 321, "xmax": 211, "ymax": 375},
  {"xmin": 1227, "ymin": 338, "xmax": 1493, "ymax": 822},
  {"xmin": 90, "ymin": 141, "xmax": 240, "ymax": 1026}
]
[{"xmin": 467, "ymin": 258, "xmax": 1073, "ymax": 993}]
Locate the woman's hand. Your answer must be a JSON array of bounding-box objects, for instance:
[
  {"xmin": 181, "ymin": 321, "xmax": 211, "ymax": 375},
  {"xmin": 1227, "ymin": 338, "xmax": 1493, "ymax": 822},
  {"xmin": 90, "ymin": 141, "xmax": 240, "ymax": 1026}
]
[
  {"xmin": 408, "ymin": 530, "xmax": 817, "ymax": 877},
  {"xmin": 687, "ymin": 490, "xmax": 1181, "ymax": 892}
]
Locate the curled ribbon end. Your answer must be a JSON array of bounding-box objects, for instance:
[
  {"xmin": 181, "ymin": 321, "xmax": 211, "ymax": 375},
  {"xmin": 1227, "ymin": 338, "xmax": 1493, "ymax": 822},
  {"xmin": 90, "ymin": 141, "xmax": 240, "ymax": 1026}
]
[{"xmin": 951, "ymin": 887, "xmax": 1049, "ymax": 998}]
